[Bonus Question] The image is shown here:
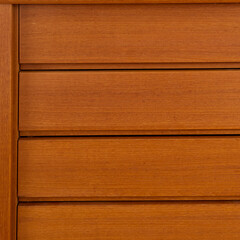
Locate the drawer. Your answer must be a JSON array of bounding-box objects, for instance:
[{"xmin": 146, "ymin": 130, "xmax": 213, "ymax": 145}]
[
  {"xmin": 19, "ymin": 137, "xmax": 240, "ymax": 199},
  {"xmin": 20, "ymin": 4, "xmax": 240, "ymax": 65},
  {"xmin": 18, "ymin": 202, "xmax": 240, "ymax": 240},
  {"xmin": 19, "ymin": 70, "xmax": 240, "ymax": 135}
]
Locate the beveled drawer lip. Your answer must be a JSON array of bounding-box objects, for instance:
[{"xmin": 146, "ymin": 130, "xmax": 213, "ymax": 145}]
[
  {"xmin": 3, "ymin": 0, "xmax": 240, "ymax": 4},
  {"xmin": 20, "ymin": 62, "xmax": 240, "ymax": 71}
]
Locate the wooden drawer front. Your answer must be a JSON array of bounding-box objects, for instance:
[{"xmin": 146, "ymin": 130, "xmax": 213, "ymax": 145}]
[
  {"xmin": 19, "ymin": 137, "xmax": 240, "ymax": 199},
  {"xmin": 19, "ymin": 70, "xmax": 240, "ymax": 133},
  {"xmin": 18, "ymin": 203, "xmax": 240, "ymax": 240},
  {"xmin": 20, "ymin": 4, "xmax": 240, "ymax": 64}
]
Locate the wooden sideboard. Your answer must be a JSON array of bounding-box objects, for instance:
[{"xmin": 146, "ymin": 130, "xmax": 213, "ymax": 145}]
[{"xmin": 1, "ymin": 1, "xmax": 240, "ymax": 240}]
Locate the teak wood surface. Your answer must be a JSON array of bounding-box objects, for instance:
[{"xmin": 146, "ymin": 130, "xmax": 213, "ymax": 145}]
[
  {"xmin": 3, "ymin": 0, "xmax": 240, "ymax": 4},
  {"xmin": 18, "ymin": 202, "xmax": 240, "ymax": 240},
  {"xmin": 20, "ymin": 4, "xmax": 240, "ymax": 65},
  {"xmin": 20, "ymin": 62, "xmax": 240, "ymax": 70},
  {"xmin": 19, "ymin": 136, "xmax": 240, "ymax": 199},
  {"xmin": 1, "ymin": 2, "xmax": 240, "ymax": 240},
  {"xmin": 19, "ymin": 70, "xmax": 240, "ymax": 134},
  {"xmin": 0, "ymin": 4, "xmax": 18, "ymax": 240}
]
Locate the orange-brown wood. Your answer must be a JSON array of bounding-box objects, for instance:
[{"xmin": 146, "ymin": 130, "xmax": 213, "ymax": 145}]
[
  {"xmin": 19, "ymin": 70, "xmax": 240, "ymax": 134},
  {"xmin": 18, "ymin": 202, "xmax": 240, "ymax": 240},
  {"xmin": 18, "ymin": 196, "xmax": 240, "ymax": 202},
  {"xmin": 19, "ymin": 136, "xmax": 240, "ymax": 198},
  {"xmin": 3, "ymin": 0, "xmax": 240, "ymax": 4},
  {"xmin": 20, "ymin": 4, "xmax": 240, "ymax": 64},
  {"xmin": 19, "ymin": 129, "xmax": 240, "ymax": 137},
  {"xmin": 20, "ymin": 62, "xmax": 240, "ymax": 70},
  {"xmin": 0, "ymin": 4, "xmax": 18, "ymax": 240}
]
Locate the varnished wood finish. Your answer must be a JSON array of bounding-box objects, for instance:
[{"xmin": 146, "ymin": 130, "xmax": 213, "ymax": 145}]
[
  {"xmin": 18, "ymin": 196, "xmax": 240, "ymax": 202},
  {"xmin": 18, "ymin": 202, "xmax": 240, "ymax": 240},
  {"xmin": 20, "ymin": 129, "xmax": 240, "ymax": 137},
  {"xmin": 19, "ymin": 137, "xmax": 240, "ymax": 198},
  {"xmin": 19, "ymin": 70, "xmax": 240, "ymax": 133},
  {"xmin": 0, "ymin": 5, "xmax": 18, "ymax": 240},
  {"xmin": 20, "ymin": 4, "xmax": 240, "ymax": 64},
  {"xmin": 2, "ymin": 2, "xmax": 240, "ymax": 239},
  {"xmin": 3, "ymin": 0, "xmax": 240, "ymax": 4},
  {"xmin": 20, "ymin": 62, "xmax": 240, "ymax": 70}
]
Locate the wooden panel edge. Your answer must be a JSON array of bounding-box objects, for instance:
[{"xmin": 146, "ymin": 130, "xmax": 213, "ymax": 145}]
[
  {"xmin": 20, "ymin": 62, "xmax": 240, "ymax": 70},
  {"xmin": 2, "ymin": 0, "xmax": 240, "ymax": 4},
  {"xmin": 0, "ymin": 4, "xmax": 18, "ymax": 240},
  {"xmin": 18, "ymin": 196, "xmax": 240, "ymax": 202},
  {"xmin": 20, "ymin": 129, "xmax": 240, "ymax": 137}
]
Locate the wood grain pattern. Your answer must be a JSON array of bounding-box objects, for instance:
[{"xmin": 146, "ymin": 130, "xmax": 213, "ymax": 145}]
[
  {"xmin": 20, "ymin": 4, "xmax": 240, "ymax": 64},
  {"xmin": 0, "ymin": 4, "xmax": 18, "ymax": 240},
  {"xmin": 18, "ymin": 202, "xmax": 240, "ymax": 240},
  {"xmin": 3, "ymin": 0, "xmax": 240, "ymax": 4},
  {"xmin": 20, "ymin": 129, "xmax": 240, "ymax": 137},
  {"xmin": 18, "ymin": 136, "xmax": 240, "ymax": 198},
  {"xmin": 20, "ymin": 62, "xmax": 240, "ymax": 70},
  {"xmin": 18, "ymin": 196, "xmax": 240, "ymax": 202},
  {"xmin": 19, "ymin": 70, "xmax": 240, "ymax": 133}
]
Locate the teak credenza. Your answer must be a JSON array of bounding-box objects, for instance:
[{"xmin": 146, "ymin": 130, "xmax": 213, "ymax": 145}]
[{"xmin": 1, "ymin": 1, "xmax": 240, "ymax": 240}]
